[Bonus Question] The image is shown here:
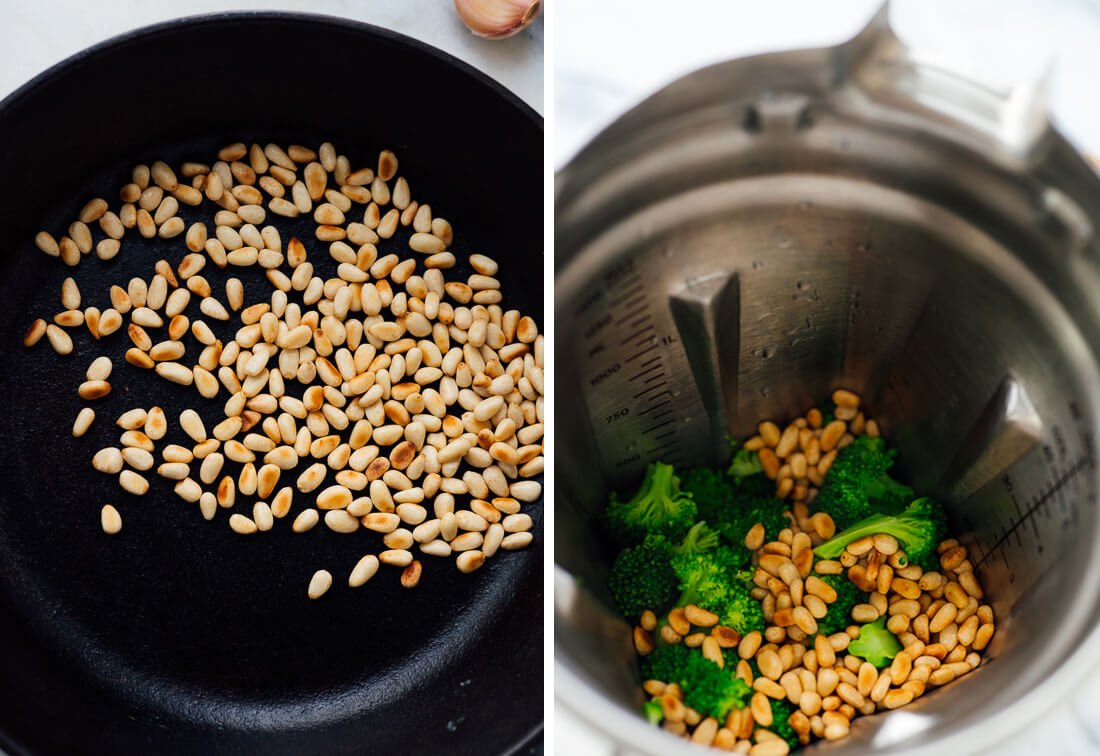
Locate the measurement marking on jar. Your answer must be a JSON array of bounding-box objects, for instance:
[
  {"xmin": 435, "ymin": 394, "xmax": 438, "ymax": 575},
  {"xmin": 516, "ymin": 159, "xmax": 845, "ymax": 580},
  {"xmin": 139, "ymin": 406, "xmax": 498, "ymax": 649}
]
[
  {"xmin": 975, "ymin": 456, "xmax": 1093, "ymax": 569},
  {"xmin": 654, "ymin": 439, "xmax": 682, "ymax": 453},
  {"xmin": 639, "ymin": 401, "xmax": 672, "ymax": 417},
  {"xmin": 628, "ymin": 363, "xmax": 662, "ymax": 381},
  {"xmin": 627, "ymin": 343, "xmax": 660, "ymax": 362},
  {"xmin": 642, "ymin": 418, "xmax": 677, "ymax": 435},
  {"xmin": 619, "ymin": 328, "xmax": 655, "ymax": 346},
  {"xmin": 634, "ymin": 385, "xmax": 670, "ymax": 400},
  {"xmin": 576, "ymin": 253, "xmax": 714, "ymax": 478}
]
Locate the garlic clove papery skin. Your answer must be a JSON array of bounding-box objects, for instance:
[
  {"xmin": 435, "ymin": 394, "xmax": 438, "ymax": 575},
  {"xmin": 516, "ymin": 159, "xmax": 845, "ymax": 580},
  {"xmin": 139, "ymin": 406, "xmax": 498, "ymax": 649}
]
[{"xmin": 455, "ymin": 0, "xmax": 542, "ymax": 40}]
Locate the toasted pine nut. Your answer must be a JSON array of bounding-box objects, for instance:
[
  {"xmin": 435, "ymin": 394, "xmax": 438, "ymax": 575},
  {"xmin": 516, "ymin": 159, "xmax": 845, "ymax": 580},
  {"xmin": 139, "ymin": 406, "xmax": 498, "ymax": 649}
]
[
  {"xmin": 73, "ymin": 407, "xmax": 96, "ymax": 437},
  {"xmin": 685, "ymin": 605, "xmax": 719, "ymax": 627},
  {"xmin": 307, "ymin": 569, "xmax": 333, "ymax": 599},
  {"xmin": 501, "ymin": 532, "xmax": 533, "ymax": 550},
  {"xmin": 958, "ymin": 571, "xmax": 984, "ymax": 600},
  {"xmin": 819, "ymin": 421, "xmax": 846, "ymax": 452},
  {"xmin": 883, "ymin": 689, "xmax": 913, "ymax": 709},
  {"xmin": 873, "ymin": 533, "xmax": 899, "ymax": 555},
  {"xmin": 745, "ymin": 523, "xmax": 766, "ymax": 551},
  {"xmin": 739, "ymin": 631, "xmax": 762, "ymax": 660},
  {"xmin": 698, "ymin": 636, "xmax": 723, "ymax": 667},
  {"xmin": 750, "ymin": 692, "xmax": 773, "ymax": 726},
  {"xmin": 100, "ymin": 504, "xmax": 122, "ymax": 534},
  {"xmin": 456, "ymin": 549, "xmax": 485, "ymax": 573},
  {"xmin": 973, "ymin": 623, "xmax": 995, "ymax": 651},
  {"xmin": 395, "ymin": 558, "xmax": 422, "ymax": 588},
  {"xmin": 832, "ymin": 389, "xmax": 860, "ymax": 409},
  {"xmin": 757, "ymin": 649, "xmax": 783, "ymax": 680}
]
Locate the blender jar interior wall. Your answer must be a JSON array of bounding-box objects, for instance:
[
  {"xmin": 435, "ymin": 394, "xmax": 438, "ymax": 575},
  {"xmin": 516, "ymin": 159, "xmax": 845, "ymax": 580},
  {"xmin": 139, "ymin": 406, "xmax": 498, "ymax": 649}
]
[{"xmin": 555, "ymin": 47, "xmax": 1100, "ymax": 751}]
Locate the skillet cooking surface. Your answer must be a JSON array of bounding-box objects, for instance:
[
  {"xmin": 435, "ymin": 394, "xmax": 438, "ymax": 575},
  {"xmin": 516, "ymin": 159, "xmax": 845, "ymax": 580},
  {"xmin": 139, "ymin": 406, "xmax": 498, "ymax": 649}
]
[{"xmin": 0, "ymin": 13, "xmax": 542, "ymax": 755}]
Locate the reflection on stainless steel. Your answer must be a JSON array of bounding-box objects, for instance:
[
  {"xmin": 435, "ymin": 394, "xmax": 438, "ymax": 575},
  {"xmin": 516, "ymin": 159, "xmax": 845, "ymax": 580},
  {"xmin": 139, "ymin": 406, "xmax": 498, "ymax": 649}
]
[{"xmin": 555, "ymin": 6, "xmax": 1100, "ymax": 754}]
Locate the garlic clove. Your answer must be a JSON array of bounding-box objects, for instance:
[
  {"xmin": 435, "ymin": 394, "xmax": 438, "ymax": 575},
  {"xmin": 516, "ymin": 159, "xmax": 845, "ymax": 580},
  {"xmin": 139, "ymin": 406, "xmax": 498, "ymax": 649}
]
[{"xmin": 455, "ymin": 0, "xmax": 542, "ymax": 40}]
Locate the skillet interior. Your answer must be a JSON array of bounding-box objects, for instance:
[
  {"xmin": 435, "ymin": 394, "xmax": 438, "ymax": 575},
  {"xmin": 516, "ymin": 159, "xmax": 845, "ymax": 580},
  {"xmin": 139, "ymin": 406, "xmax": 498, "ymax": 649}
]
[{"xmin": 0, "ymin": 13, "xmax": 543, "ymax": 755}]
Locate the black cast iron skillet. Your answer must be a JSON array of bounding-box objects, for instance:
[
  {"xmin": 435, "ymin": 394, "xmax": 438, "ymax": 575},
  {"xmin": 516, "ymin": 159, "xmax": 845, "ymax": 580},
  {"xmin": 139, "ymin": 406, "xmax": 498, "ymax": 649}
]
[{"xmin": 0, "ymin": 13, "xmax": 542, "ymax": 755}]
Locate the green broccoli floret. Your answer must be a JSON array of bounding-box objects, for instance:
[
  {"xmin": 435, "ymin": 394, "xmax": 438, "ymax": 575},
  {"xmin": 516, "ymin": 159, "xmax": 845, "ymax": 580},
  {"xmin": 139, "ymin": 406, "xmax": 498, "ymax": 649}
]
[
  {"xmin": 672, "ymin": 653, "xmax": 753, "ymax": 720},
  {"xmin": 610, "ymin": 523, "xmax": 722, "ymax": 618},
  {"xmin": 688, "ymin": 471, "xmax": 788, "ymax": 550},
  {"xmin": 604, "ymin": 462, "xmax": 698, "ymax": 545},
  {"xmin": 609, "ymin": 535, "xmax": 677, "ymax": 618},
  {"xmin": 815, "ymin": 573, "xmax": 865, "ymax": 636},
  {"xmin": 643, "ymin": 697, "xmax": 664, "ymax": 725},
  {"xmin": 682, "ymin": 467, "xmax": 733, "ymax": 524},
  {"xmin": 847, "ymin": 616, "xmax": 903, "ymax": 668},
  {"xmin": 812, "ymin": 436, "xmax": 914, "ymax": 529},
  {"xmin": 727, "ymin": 442, "xmax": 764, "ymax": 482},
  {"xmin": 678, "ymin": 521, "xmax": 720, "ymax": 554},
  {"xmin": 813, "ymin": 497, "xmax": 947, "ymax": 572},
  {"xmin": 641, "ymin": 642, "xmax": 692, "ymax": 683},
  {"xmin": 680, "ymin": 468, "xmax": 755, "ymax": 563},
  {"xmin": 767, "ymin": 698, "xmax": 799, "ymax": 749},
  {"xmin": 672, "ymin": 552, "xmax": 765, "ymax": 635},
  {"xmin": 642, "ymin": 641, "xmax": 750, "ymax": 720},
  {"xmin": 715, "ymin": 575, "xmax": 766, "ymax": 636},
  {"xmin": 734, "ymin": 475, "xmax": 789, "ymax": 539},
  {"xmin": 645, "ymin": 644, "xmax": 752, "ymax": 719},
  {"xmin": 687, "ymin": 655, "xmax": 753, "ymax": 720}
]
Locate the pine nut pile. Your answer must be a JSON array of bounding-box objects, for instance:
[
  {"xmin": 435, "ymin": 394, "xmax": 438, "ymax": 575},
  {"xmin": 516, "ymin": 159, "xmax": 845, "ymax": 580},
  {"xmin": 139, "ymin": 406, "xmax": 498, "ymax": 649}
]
[
  {"xmin": 24, "ymin": 142, "xmax": 543, "ymax": 598},
  {"xmin": 745, "ymin": 388, "xmax": 877, "ymax": 512},
  {"xmin": 633, "ymin": 392, "xmax": 995, "ymax": 753}
]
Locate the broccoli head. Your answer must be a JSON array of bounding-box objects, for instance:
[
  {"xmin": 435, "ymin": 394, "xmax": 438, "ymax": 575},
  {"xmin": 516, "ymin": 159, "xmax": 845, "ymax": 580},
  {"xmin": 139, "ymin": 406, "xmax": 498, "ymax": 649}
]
[
  {"xmin": 767, "ymin": 698, "xmax": 799, "ymax": 749},
  {"xmin": 673, "ymin": 652, "xmax": 753, "ymax": 720},
  {"xmin": 609, "ymin": 523, "xmax": 722, "ymax": 618},
  {"xmin": 733, "ymin": 474, "xmax": 789, "ymax": 540},
  {"xmin": 677, "ymin": 466, "xmax": 756, "ymax": 561},
  {"xmin": 641, "ymin": 641, "xmax": 692, "ymax": 683},
  {"xmin": 672, "ymin": 552, "xmax": 765, "ymax": 635},
  {"xmin": 813, "ymin": 497, "xmax": 947, "ymax": 572},
  {"xmin": 812, "ymin": 436, "xmax": 914, "ymax": 529},
  {"xmin": 847, "ymin": 616, "xmax": 903, "ymax": 668},
  {"xmin": 678, "ymin": 520, "xmax": 720, "ymax": 555},
  {"xmin": 609, "ymin": 535, "xmax": 677, "ymax": 618},
  {"xmin": 727, "ymin": 443, "xmax": 764, "ymax": 482},
  {"xmin": 815, "ymin": 573, "xmax": 865, "ymax": 636},
  {"xmin": 682, "ymin": 466, "xmax": 734, "ymax": 526},
  {"xmin": 642, "ymin": 642, "xmax": 752, "ymax": 721},
  {"xmin": 604, "ymin": 462, "xmax": 697, "ymax": 545},
  {"xmin": 680, "ymin": 466, "xmax": 780, "ymax": 560},
  {"xmin": 643, "ymin": 697, "xmax": 664, "ymax": 725}
]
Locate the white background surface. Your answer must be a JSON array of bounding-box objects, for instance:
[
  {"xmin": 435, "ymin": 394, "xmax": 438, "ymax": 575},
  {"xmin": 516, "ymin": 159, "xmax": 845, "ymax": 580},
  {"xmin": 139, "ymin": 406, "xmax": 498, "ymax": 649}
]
[
  {"xmin": 556, "ymin": 0, "xmax": 1100, "ymax": 166},
  {"xmin": 556, "ymin": 0, "xmax": 1100, "ymax": 753},
  {"xmin": 0, "ymin": 0, "xmax": 543, "ymax": 111}
]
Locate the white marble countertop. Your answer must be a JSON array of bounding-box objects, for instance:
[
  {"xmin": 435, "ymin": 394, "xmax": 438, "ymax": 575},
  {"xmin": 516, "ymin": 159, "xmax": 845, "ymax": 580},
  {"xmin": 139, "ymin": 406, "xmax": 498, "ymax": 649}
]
[
  {"xmin": 556, "ymin": 0, "xmax": 1100, "ymax": 753},
  {"xmin": 0, "ymin": 0, "xmax": 542, "ymax": 112}
]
